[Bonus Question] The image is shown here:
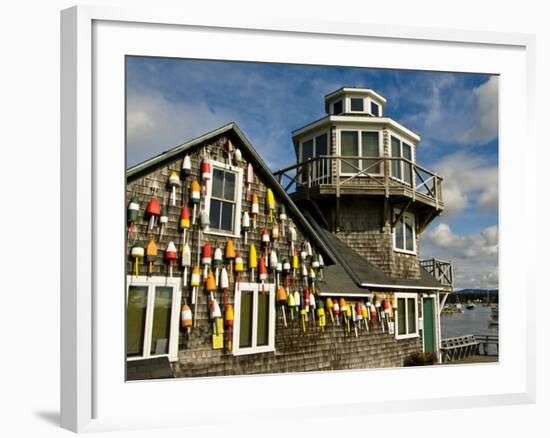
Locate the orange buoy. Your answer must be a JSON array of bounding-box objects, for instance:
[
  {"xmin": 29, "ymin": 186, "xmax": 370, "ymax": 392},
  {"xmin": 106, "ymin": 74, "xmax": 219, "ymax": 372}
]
[
  {"xmin": 277, "ymin": 285, "xmax": 288, "ymax": 327},
  {"xmin": 145, "ymin": 239, "xmax": 157, "ymax": 276},
  {"xmin": 181, "ymin": 303, "xmax": 193, "ymax": 337},
  {"xmin": 225, "ymin": 240, "xmax": 235, "ymax": 281}
]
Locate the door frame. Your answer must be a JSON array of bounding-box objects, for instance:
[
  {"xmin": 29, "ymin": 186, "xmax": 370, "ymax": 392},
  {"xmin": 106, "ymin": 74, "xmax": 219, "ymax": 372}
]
[{"xmin": 421, "ymin": 294, "xmax": 438, "ymax": 356}]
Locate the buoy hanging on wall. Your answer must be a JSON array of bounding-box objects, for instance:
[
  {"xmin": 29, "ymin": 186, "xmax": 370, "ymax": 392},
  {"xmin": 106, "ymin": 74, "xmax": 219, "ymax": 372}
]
[
  {"xmin": 246, "ymin": 163, "xmax": 254, "ymax": 200},
  {"xmin": 181, "ymin": 155, "xmax": 191, "ymax": 179},
  {"xmin": 333, "ymin": 298, "xmax": 340, "ymax": 326},
  {"xmin": 190, "ymin": 266, "xmax": 201, "ymax": 327},
  {"xmin": 159, "ymin": 206, "xmax": 168, "ymax": 240},
  {"xmin": 225, "ymin": 304, "xmax": 234, "ymax": 352},
  {"xmin": 266, "ymin": 189, "xmax": 276, "ymax": 223},
  {"xmin": 190, "ymin": 180, "xmax": 201, "ymax": 225},
  {"xmin": 165, "ymin": 241, "xmax": 177, "ymax": 278},
  {"xmin": 234, "ymin": 252, "xmax": 243, "ymax": 289},
  {"xmin": 249, "ymin": 244, "xmax": 257, "ymax": 282},
  {"xmin": 131, "ymin": 242, "xmax": 144, "ymax": 277},
  {"xmin": 179, "ymin": 205, "xmax": 190, "ymax": 243},
  {"xmin": 277, "ymin": 285, "xmax": 288, "ymax": 327},
  {"xmin": 146, "ymin": 197, "xmax": 161, "ymax": 230},
  {"xmin": 201, "ymin": 242, "xmax": 212, "ymax": 279},
  {"xmin": 279, "ymin": 204, "xmax": 287, "ymax": 237},
  {"xmin": 258, "ymin": 255, "xmax": 267, "ymax": 294},
  {"xmin": 251, "ymin": 193, "xmax": 259, "ymax": 229},
  {"xmin": 201, "ymin": 158, "xmax": 211, "ymax": 191},
  {"xmin": 317, "ymin": 298, "xmax": 326, "ymax": 332},
  {"xmin": 326, "ymin": 297, "xmax": 335, "ymax": 325},
  {"xmin": 146, "ymin": 239, "xmax": 157, "ymax": 277},
  {"xmin": 181, "ymin": 243, "xmax": 191, "ymax": 287},
  {"xmin": 213, "ymin": 247, "xmax": 223, "ymax": 285},
  {"xmin": 225, "ymin": 240, "xmax": 235, "ymax": 282},
  {"xmin": 287, "ymin": 290, "xmax": 296, "ymax": 321},
  {"xmin": 242, "ymin": 211, "xmax": 250, "ymax": 244},
  {"xmin": 220, "ymin": 267, "xmax": 229, "ymax": 308},
  {"xmin": 181, "ymin": 303, "xmax": 193, "ymax": 338},
  {"xmin": 127, "ymin": 196, "xmax": 140, "ymax": 240},
  {"xmin": 168, "ymin": 171, "xmax": 181, "ymax": 206}
]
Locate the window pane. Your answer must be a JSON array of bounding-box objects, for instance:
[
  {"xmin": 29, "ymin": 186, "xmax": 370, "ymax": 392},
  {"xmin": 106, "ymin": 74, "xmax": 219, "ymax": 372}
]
[
  {"xmin": 405, "ymin": 216, "xmax": 415, "ymax": 252},
  {"xmin": 333, "ymin": 100, "xmax": 343, "ymax": 114},
  {"xmin": 407, "ymin": 298, "xmax": 417, "ymax": 334},
  {"xmin": 256, "ymin": 292, "xmax": 270, "ymax": 346},
  {"xmin": 209, "ymin": 199, "xmax": 222, "ymax": 229},
  {"xmin": 150, "ymin": 287, "xmax": 173, "ymax": 355},
  {"xmin": 403, "ymin": 143, "xmax": 412, "ymax": 185},
  {"xmin": 395, "ymin": 217, "xmax": 404, "ymax": 250},
  {"xmin": 315, "ymin": 134, "xmax": 328, "ymax": 156},
  {"xmin": 340, "ymin": 131, "xmax": 359, "ymax": 173},
  {"xmin": 239, "ymin": 291, "xmax": 253, "ymax": 348},
  {"xmin": 371, "ymin": 101, "xmax": 380, "ymax": 116},
  {"xmin": 362, "ymin": 132, "xmax": 380, "ymax": 174},
  {"xmin": 350, "ymin": 98, "xmax": 363, "ymax": 111},
  {"xmin": 212, "ymin": 168, "xmax": 224, "ymax": 198},
  {"xmin": 220, "ymin": 201, "xmax": 234, "ymax": 231},
  {"xmin": 397, "ymin": 298, "xmax": 406, "ymax": 335},
  {"xmin": 223, "ymin": 172, "xmax": 236, "ymax": 201},
  {"xmin": 391, "ymin": 137, "xmax": 402, "ymax": 179},
  {"xmin": 127, "ymin": 286, "xmax": 148, "ymax": 357}
]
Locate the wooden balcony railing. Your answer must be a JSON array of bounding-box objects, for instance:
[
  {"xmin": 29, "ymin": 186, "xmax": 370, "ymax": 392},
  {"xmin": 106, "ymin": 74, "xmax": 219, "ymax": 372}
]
[
  {"xmin": 273, "ymin": 155, "xmax": 444, "ymax": 206},
  {"xmin": 420, "ymin": 258, "xmax": 453, "ymax": 288}
]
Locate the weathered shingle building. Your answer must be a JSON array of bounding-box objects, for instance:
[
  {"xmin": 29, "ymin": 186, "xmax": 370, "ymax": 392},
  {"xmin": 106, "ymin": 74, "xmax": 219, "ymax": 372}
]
[{"xmin": 126, "ymin": 87, "xmax": 453, "ymax": 380}]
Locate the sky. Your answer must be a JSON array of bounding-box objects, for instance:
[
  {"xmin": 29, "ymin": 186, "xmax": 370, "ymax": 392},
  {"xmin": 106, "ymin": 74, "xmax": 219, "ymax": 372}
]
[{"xmin": 126, "ymin": 57, "xmax": 499, "ymax": 290}]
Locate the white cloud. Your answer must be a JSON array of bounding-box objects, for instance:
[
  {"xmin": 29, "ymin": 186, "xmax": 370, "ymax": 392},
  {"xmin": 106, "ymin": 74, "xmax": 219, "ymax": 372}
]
[
  {"xmin": 432, "ymin": 151, "xmax": 498, "ymax": 216},
  {"xmin": 422, "ymin": 223, "xmax": 498, "ymax": 289},
  {"xmin": 461, "ymin": 77, "xmax": 499, "ymax": 144}
]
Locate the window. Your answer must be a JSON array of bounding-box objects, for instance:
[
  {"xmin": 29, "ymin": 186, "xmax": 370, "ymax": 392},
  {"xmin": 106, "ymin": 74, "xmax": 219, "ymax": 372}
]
[
  {"xmin": 393, "ymin": 209, "xmax": 416, "ymax": 254},
  {"xmin": 206, "ymin": 161, "xmax": 243, "ymax": 236},
  {"xmin": 126, "ymin": 276, "xmax": 182, "ymax": 362},
  {"xmin": 300, "ymin": 133, "xmax": 329, "ymax": 183},
  {"xmin": 370, "ymin": 101, "xmax": 380, "ymax": 117},
  {"xmin": 333, "ymin": 100, "xmax": 343, "ymax": 115},
  {"xmin": 350, "ymin": 98, "xmax": 364, "ymax": 112},
  {"xmin": 233, "ymin": 282, "xmax": 275, "ymax": 355},
  {"xmin": 390, "ymin": 136, "xmax": 413, "ymax": 185},
  {"xmin": 396, "ymin": 293, "xmax": 418, "ymax": 339},
  {"xmin": 340, "ymin": 130, "xmax": 382, "ymax": 175}
]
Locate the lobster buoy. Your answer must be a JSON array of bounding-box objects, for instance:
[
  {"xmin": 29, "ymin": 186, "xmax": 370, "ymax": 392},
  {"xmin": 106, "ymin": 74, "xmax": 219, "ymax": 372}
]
[
  {"xmin": 266, "ymin": 189, "xmax": 276, "ymax": 223},
  {"xmin": 309, "ymin": 268, "xmax": 316, "ymax": 292},
  {"xmin": 300, "ymin": 307, "xmax": 307, "ymax": 333},
  {"xmin": 259, "ymin": 255, "xmax": 267, "ymax": 293},
  {"xmin": 234, "ymin": 148, "xmax": 243, "ymax": 165},
  {"xmin": 220, "ymin": 267, "xmax": 229, "ymax": 308},
  {"xmin": 130, "ymin": 241, "xmax": 144, "ymax": 277},
  {"xmin": 200, "ymin": 209, "xmax": 210, "ymax": 230},
  {"xmin": 351, "ymin": 304, "xmax": 359, "ymax": 337},
  {"xmin": 261, "ymin": 228, "xmax": 270, "ymax": 246},
  {"xmin": 326, "ymin": 297, "xmax": 335, "ymax": 325},
  {"xmin": 225, "ymin": 304, "xmax": 234, "ymax": 351},
  {"xmin": 168, "ymin": 171, "xmax": 181, "ymax": 206},
  {"xmin": 206, "ymin": 271, "xmax": 217, "ymax": 296},
  {"xmin": 272, "ymin": 224, "xmax": 280, "ymax": 242},
  {"xmin": 369, "ymin": 301, "xmax": 378, "ymax": 330},
  {"xmin": 249, "ymin": 244, "xmax": 257, "ymax": 282},
  {"xmin": 242, "ymin": 211, "xmax": 250, "ymax": 244},
  {"xmin": 179, "ymin": 205, "xmax": 190, "ymax": 243},
  {"xmin": 362, "ymin": 303, "xmax": 369, "ymax": 331},
  {"xmin": 304, "ymin": 288, "xmax": 311, "ymax": 316},
  {"xmin": 225, "ymin": 240, "xmax": 235, "ymax": 281},
  {"xmin": 333, "ymin": 298, "xmax": 340, "ymax": 326},
  {"xmin": 146, "ymin": 197, "xmax": 161, "ymax": 230},
  {"xmin": 165, "ymin": 241, "xmax": 177, "ymax": 278},
  {"xmin": 181, "ymin": 243, "xmax": 191, "ymax": 287},
  {"xmin": 287, "ymin": 290, "xmax": 296, "ymax": 321},
  {"xmin": 213, "ymin": 247, "xmax": 223, "ymax": 285},
  {"xmin": 181, "ymin": 303, "xmax": 193, "ymax": 337},
  {"xmin": 282, "ymin": 258, "xmax": 291, "ymax": 288},
  {"xmin": 277, "ymin": 285, "xmax": 288, "ymax": 327},
  {"xmin": 159, "ymin": 206, "xmax": 168, "ymax": 240},
  {"xmin": 127, "ymin": 196, "xmax": 140, "ymax": 240},
  {"xmin": 309, "ymin": 290, "xmax": 316, "ymax": 324},
  {"xmin": 269, "ymin": 250, "xmax": 278, "ymax": 281},
  {"xmin": 345, "ymin": 302, "xmax": 352, "ymax": 336},
  {"xmin": 190, "ymin": 180, "xmax": 201, "ymax": 225},
  {"xmin": 181, "ymin": 155, "xmax": 191, "ymax": 178},
  {"xmin": 234, "ymin": 252, "xmax": 244, "ymax": 288},
  {"xmin": 279, "ymin": 204, "xmax": 287, "ymax": 237},
  {"xmin": 246, "ymin": 163, "xmax": 254, "ymax": 199},
  {"xmin": 317, "ymin": 299, "xmax": 326, "ymax": 332},
  {"xmin": 251, "ymin": 193, "xmax": 259, "ymax": 228},
  {"xmin": 190, "ymin": 266, "xmax": 201, "ymax": 326},
  {"xmin": 339, "ymin": 298, "xmax": 348, "ymax": 331},
  {"xmin": 146, "ymin": 239, "xmax": 157, "ymax": 276},
  {"xmin": 276, "ymin": 261, "xmax": 283, "ymax": 288},
  {"xmin": 210, "ymin": 295, "xmax": 222, "ymax": 335},
  {"xmin": 201, "ymin": 242, "xmax": 212, "ymax": 278},
  {"xmin": 288, "ymin": 225, "xmax": 297, "ymax": 255},
  {"xmin": 292, "ymin": 251, "xmax": 299, "ymax": 280},
  {"xmin": 318, "ymin": 253, "xmax": 325, "ymax": 281},
  {"xmin": 201, "ymin": 158, "xmax": 212, "ymax": 188}
]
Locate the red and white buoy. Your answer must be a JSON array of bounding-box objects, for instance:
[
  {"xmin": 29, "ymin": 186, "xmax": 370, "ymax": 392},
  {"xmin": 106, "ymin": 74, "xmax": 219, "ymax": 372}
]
[
  {"xmin": 165, "ymin": 241, "xmax": 177, "ymax": 278},
  {"xmin": 242, "ymin": 211, "xmax": 250, "ymax": 244},
  {"xmin": 201, "ymin": 242, "xmax": 212, "ymax": 279},
  {"xmin": 201, "ymin": 158, "xmax": 211, "ymax": 191},
  {"xmin": 146, "ymin": 197, "xmax": 161, "ymax": 230},
  {"xmin": 259, "ymin": 255, "xmax": 267, "ymax": 293}
]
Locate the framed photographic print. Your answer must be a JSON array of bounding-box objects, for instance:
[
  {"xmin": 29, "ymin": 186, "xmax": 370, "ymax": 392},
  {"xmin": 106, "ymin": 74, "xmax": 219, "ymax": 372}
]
[{"xmin": 61, "ymin": 5, "xmax": 536, "ymax": 433}]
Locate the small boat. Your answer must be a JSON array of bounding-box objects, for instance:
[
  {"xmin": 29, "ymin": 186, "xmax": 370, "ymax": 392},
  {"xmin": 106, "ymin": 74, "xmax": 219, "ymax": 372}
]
[{"xmin": 466, "ymin": 303, "xmax": 475, "ymax": 310}]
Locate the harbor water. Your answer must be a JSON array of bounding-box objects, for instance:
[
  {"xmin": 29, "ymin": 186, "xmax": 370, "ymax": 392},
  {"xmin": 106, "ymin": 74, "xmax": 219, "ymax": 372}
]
[{"xmin": 441, "ymin": 304, "xmax": 499, "ymax": 355}]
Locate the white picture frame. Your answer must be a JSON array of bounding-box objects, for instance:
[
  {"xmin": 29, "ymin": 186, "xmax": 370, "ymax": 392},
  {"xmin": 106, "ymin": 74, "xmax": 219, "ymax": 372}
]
[{"xmin": 60, "ymin": 5, "xmax": 536, "ymax": 433}]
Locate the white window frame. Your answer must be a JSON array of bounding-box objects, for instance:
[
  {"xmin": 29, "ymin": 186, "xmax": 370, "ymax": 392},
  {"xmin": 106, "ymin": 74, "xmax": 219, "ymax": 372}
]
[
  {"xmin": 395, "ymin": 292, "xmax": 419, "ymax": 340},
  {"xmin": 389, "ymin": 132, "xmax": 415, "ymax": 185},
  {"xmin": 393, "ymin": 208, "xmax": 416, "ymax": 254},
  {"xmin": 299, "ymin": 130, "xmax": 330, "ymax": 183},
  {"xmin": 204, "ymin": 159, "xmax": 243, "ymax": 238},
  {"xmin": 337, "ymin": 128, "xmax": 384, "ymax": 176},
  {"xmin": 232, "ymin": 282, "xmax": 276, "ymax": 356},
  {"xmin": 126, "ymin": 275, "xmax": 182, "ymax": 362}
]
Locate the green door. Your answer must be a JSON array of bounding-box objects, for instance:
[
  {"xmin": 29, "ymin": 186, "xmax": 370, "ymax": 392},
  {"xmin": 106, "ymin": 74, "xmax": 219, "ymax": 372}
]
[{"xmin": 423, "ymin": 298, "xmax": 436, "ymax": 353}]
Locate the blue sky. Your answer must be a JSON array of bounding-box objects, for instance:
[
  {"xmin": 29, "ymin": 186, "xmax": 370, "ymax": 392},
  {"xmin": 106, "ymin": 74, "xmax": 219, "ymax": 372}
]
[{"xmin": 126, "ymin": 57, "xmax": 499, "ymax": 290}]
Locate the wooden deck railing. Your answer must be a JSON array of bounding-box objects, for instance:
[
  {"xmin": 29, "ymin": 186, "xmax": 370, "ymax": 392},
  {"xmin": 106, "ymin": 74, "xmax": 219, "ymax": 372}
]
[
  {"xmin": 420, "ymin": 258, "xmax": 453, "ymax": 288},
  {"xmin": 273, "ymin": 155, "xmax": 444, "ymax": 205}
]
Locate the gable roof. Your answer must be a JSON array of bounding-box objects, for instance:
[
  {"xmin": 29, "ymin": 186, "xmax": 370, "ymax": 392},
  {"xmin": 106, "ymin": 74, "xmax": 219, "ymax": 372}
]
[
  {"xmin": 127, "ymin": 122, "xmax": 336, "ymax": 264},
  {"xmin": 304, "ymin": 212, "xmax": 445, "ymax": 293}
]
